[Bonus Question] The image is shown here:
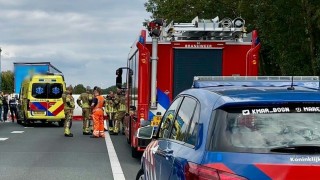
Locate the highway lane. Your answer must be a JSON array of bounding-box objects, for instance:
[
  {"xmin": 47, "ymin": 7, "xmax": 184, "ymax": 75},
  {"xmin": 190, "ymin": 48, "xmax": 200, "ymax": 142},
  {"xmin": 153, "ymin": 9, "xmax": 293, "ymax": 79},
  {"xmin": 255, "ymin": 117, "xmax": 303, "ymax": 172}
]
[
  {"xmin": 0, "ymin": 121, "xmax": 141, "ymax": 180},
  {"xmin": 109, "ymin": 131, "xmax": 142, "ymax": 180}
]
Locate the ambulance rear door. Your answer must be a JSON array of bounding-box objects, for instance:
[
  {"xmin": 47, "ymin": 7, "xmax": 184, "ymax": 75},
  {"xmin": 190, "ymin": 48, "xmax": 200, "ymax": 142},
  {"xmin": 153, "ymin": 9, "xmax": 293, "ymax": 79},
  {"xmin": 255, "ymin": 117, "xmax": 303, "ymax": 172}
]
[
  {"xmin": 31, "ymin": 81, "xmax": 64, "ymax": 119},
  {"xmin": 46, "ymin": 82, "xmax": 64, "ymax": 119}
]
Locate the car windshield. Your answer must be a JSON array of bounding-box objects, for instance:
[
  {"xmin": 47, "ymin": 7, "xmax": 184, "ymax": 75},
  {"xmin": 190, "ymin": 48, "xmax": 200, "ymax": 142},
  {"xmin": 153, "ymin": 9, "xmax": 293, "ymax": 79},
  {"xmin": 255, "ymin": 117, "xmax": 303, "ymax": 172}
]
[{"xmin": 212, "ymin": 104, "xmax": 320, "ymax": 153}]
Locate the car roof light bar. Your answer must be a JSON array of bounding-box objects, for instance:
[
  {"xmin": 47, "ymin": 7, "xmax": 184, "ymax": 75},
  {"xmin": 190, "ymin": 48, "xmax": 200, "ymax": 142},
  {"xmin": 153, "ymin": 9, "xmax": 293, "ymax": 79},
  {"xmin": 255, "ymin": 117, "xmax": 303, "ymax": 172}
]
[
  {"xmin": 194, "ymin": 76, "xmax": 319, "ymax": 81},
  {"xmin": 192, "ymin": 76, "xmax": 320, "ymax": 89}
]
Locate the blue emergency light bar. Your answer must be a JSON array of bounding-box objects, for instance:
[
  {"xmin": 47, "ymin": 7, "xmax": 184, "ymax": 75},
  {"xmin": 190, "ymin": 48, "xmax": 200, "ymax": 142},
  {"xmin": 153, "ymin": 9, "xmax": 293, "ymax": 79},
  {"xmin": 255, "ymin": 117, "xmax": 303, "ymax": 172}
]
[{"xmin": 192, "ymin": 76, "xmax": 320, "ymax": 89}]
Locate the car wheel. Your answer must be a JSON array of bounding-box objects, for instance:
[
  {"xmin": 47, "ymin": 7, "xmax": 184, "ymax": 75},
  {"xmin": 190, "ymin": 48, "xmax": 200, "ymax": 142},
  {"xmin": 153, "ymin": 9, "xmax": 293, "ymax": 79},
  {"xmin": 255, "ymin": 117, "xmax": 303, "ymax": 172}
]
[{"xmin": 136, "ymin": 169, "xmax": 144, "ymax": 180}]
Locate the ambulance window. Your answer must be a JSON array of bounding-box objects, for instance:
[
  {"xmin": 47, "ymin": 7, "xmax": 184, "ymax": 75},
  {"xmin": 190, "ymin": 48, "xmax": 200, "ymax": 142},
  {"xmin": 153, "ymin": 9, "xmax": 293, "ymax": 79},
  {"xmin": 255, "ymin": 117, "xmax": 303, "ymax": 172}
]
[
  {"xmin": 32, "ymin": 83, "xmax": 47, "ymax": 98},
  {"xmin": 48, "ymin": 83, "xmax": 63, "ymax": 98}
]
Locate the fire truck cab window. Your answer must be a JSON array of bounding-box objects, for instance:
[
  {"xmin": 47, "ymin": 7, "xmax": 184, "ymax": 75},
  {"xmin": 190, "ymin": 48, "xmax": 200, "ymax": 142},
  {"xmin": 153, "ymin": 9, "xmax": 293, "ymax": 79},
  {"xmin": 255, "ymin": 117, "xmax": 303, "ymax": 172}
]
[
  {"xmin": 158, "ymin": 97, "xmax": 183, "ymax": 139},
  {"xmin": 128, "ymin": 51, "xmax": 139, "ymax": 110}
]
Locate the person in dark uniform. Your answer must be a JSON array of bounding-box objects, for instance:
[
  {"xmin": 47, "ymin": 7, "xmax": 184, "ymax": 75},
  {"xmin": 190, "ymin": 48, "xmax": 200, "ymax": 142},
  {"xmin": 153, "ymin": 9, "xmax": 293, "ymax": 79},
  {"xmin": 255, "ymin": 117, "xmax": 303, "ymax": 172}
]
[
  {"xmin": 9, "ymin": 96, "xmax": 19, "ymax": 123},
  {"xmin": 2, "ymin": 94, "xmax": 9, "ymax": 122},
  {"xmin": 0, "ymin": 92, "xmax": 3, "ymax": 122}
]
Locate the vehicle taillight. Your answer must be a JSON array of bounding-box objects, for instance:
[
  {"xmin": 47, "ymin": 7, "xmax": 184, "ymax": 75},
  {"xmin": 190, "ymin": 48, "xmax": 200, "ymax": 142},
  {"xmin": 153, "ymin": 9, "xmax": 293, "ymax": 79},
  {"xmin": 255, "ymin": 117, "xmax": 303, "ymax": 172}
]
[{"xmin": 185, "ymin": 162, "xmax": 247, "ymax": 180}]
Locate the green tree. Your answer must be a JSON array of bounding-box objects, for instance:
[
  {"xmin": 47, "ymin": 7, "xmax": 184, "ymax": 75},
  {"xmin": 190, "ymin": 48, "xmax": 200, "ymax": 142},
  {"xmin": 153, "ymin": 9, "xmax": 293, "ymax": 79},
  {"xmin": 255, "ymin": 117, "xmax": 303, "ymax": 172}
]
[
  {"xmin": 145, "ymin": 0, "xmax": 320, "ymax": 76},
  {"xmin": 73, "ymin": 84, "xmax": 86, "ymax": 94},
  {"xmin": 103, "ymin": 85, "xmax": 117, "ymax": 94},
  {"xmin": 2, "ymin": 71, "xmax": 14, "ymax": 93}
]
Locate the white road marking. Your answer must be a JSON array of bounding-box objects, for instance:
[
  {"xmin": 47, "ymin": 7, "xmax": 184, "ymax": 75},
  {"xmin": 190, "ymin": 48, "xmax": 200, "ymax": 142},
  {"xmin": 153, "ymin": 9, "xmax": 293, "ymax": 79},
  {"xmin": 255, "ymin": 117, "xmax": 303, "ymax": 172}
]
[
  {"xmin": 0, "ymin": 138, "xmax": 9, "ymax": 141},
  {"xmin": 11, "ymin": 131, "xmax": 24, "ymax": 134},
  {"xmin": 105, "ymin": 131, "xmax": 126, "ymax": 180},
  {"xmin": 24, "ymin": 127, "xmax": 34, "ymax": 128}
]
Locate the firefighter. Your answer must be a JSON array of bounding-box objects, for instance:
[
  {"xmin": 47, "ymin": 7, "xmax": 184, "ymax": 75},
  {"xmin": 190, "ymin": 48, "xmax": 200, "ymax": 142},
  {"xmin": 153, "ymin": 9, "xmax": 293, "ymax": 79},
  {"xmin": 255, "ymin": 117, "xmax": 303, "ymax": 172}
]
[
  {"xmin": 105, "ymin": 91, "xmax": 116, "ymax": 133},
  {"xmin": 89, "ymin": 86, "xmax": 99, "ymax": 133},
  {"xmin": 111, "ymin": 88, "xmax": 127, "ymax": 135},
  {"xmin": 91, "ymin": 87, "xmax": 105, "ymax": 138},
  {"xmin": 63, "ymin": 86, "xmax": 75, "ymax": 137},
  {"xmin": 77, "ymin": 86, "xmax": 93, "ymax": 135}
]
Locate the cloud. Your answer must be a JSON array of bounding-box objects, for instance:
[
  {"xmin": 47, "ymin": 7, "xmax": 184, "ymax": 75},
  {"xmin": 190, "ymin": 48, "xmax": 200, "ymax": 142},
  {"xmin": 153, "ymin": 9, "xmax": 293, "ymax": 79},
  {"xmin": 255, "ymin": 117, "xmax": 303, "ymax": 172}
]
[{"xmin": 0, "ymin": 0, "xmax": 150, "ymax": 89}]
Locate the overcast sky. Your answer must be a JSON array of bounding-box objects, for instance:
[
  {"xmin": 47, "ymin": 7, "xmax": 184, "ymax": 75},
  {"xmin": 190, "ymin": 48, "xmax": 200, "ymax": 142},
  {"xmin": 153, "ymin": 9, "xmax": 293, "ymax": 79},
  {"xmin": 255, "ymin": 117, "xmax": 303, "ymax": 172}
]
[{"xmin": 0, "ymin": 0, "xmax": 150, "ymax": 89}]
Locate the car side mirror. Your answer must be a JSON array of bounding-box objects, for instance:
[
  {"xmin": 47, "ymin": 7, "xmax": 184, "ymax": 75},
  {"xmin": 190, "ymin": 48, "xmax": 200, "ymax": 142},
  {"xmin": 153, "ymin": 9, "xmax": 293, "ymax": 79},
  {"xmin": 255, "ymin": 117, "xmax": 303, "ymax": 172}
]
[
  {"xmin": 137, "ymin": 126, "xmax": 155, "ymax": 139},
  {"xmin": 116, "ymin": 68, "xmax": 123, "ymax": 88}
]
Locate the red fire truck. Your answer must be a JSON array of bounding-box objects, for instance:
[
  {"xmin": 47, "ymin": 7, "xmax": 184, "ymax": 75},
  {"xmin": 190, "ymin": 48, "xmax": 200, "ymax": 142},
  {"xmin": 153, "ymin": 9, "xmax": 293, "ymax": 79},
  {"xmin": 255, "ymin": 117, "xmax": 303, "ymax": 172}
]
[{"xmin": 115, "ymin": 16, "xmax": 261, "ymax": 157}]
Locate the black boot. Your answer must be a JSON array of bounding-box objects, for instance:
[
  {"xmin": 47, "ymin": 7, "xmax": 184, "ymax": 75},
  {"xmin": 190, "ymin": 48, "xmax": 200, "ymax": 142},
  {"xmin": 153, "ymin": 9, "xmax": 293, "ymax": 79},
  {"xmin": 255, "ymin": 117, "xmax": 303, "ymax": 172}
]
[
  {"xmin": 64, "ymin": 133, "xmax": 73, "ymax": 137},
  {"xmin": 83, "ymin": 132, "xmax": 92, "ymax": 135},
  {"xmin": 110, "ymin": 131, "xmax": 118, "ymax": 135}
]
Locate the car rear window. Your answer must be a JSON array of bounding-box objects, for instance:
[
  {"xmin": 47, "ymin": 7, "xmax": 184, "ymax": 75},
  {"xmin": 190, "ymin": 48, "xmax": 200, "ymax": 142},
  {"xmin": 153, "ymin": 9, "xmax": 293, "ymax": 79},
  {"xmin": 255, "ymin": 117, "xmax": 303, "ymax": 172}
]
[
  {"xmin": 32, "ymin": 83, "xmax": 63, "ymax": 99},
  {"xmin": 211, "ymin": 103, "xmax": 320, "ymax": 153}
]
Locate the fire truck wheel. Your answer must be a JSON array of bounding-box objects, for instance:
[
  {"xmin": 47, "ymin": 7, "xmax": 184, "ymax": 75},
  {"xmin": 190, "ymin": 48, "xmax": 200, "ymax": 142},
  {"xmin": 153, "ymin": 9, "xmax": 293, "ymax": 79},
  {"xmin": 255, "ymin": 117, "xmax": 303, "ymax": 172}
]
[{"xmin": 132, "ymin": 147, "xmax": 139, "ymax": 158}]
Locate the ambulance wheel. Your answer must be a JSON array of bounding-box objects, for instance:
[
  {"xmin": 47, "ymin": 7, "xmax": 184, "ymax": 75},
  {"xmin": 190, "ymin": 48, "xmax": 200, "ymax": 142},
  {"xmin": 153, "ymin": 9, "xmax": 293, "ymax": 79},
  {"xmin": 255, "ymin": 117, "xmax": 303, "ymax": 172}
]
[
  {"xmin": 23, "ymin": 114, "xmax": 30, "ymax": 127},
  {"xmin": 58, "ymin": 119, "xmax": 65, "ymax": 127},
  {"xmin": 132, "ymin": 147, "xmax": 139, "ymax": 158},
  {"xmin": 136, "ymin": 169, "xmax": 144, "ymax": 180}
]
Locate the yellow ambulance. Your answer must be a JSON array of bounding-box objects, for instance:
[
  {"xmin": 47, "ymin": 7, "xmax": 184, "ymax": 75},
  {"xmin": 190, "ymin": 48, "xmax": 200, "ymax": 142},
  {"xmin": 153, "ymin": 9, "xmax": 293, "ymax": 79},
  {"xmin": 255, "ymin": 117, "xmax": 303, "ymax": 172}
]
[{"xmin": 18, "ymin": 73, "xmax": 66, "ymax": 126}]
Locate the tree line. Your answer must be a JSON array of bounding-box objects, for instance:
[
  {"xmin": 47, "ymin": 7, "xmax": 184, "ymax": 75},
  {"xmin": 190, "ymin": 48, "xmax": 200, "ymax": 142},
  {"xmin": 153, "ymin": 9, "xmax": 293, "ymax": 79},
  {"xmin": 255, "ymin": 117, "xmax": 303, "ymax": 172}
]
[
  {"xmin": 145, "ymin": 0, "xmax": 320, "ymax": 75},
  {"xmin": 0, "ymin": 71, "xmax": 118, "ymax": 94}
]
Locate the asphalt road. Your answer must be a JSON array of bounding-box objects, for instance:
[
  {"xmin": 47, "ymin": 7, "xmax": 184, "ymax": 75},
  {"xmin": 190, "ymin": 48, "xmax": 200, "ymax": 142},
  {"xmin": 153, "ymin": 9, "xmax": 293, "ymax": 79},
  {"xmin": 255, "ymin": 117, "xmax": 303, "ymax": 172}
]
[{"xmin": 0, "ymin": 121, "xmax": 141, "ymax": 180}]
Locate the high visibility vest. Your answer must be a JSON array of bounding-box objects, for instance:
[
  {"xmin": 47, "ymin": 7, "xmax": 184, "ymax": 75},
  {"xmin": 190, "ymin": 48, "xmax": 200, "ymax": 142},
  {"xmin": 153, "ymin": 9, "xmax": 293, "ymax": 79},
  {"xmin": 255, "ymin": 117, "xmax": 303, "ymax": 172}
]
[
  {"xmin": 114, "ymin": 94, "xmax": 126, "ymax": 112},
  {"xmin": 118, "ymin": 103, "xmax": 126, "ymax": 112},
  {"xmin": 105, "ymin": 103, "xmax": 116, "ymax": 113},
  {"xmin": 93, "ymin": 95, "xmax": 104, "ymax": 112}
]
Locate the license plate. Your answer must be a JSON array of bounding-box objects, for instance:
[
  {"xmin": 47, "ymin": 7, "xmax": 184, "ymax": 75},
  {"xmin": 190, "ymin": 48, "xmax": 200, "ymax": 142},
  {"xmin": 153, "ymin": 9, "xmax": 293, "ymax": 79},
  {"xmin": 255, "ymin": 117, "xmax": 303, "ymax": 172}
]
[
  {"xmin": 151, "ymin": 115, "xmax": 161, "ymax": 126},
  {"xmin": 33, "ymin": 111, "xmax": 46, "ymax": 115}
]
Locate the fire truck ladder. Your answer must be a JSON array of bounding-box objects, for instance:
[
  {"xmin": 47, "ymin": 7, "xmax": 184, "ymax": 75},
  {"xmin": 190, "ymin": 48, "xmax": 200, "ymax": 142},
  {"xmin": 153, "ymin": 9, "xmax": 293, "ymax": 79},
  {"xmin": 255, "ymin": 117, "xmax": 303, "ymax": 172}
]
[{"xmin": 162, "ymin": 16, "xmax": 247, "ymax": 41}]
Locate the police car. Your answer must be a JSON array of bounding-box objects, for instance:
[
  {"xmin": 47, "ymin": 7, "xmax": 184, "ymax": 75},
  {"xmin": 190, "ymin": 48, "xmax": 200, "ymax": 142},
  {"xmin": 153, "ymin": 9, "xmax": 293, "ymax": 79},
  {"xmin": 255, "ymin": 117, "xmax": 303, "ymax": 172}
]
[{"xmin": 136, "ymin": 76, "xmax": 320, "ymax": 180}]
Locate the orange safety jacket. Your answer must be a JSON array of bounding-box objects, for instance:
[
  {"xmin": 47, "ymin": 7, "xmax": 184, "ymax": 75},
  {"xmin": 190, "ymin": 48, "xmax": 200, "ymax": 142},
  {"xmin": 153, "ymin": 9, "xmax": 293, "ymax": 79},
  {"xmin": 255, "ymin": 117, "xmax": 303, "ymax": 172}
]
[{"xmin": 93, "ymin": 95, "xmax": 105, "ymax": 113}]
